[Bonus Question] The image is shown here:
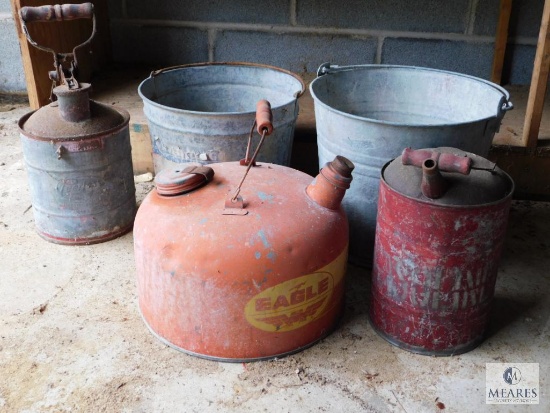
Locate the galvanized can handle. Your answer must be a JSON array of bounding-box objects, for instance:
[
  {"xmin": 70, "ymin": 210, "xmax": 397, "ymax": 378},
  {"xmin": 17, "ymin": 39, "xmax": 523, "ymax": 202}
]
[
  {"xmin": 20, "ymin": 3, "xmax": 93, "ymax": 22},
  {"xmin": 19, "ymin": 3, "xmax": 96, "ymax": 91},
  {"xmin": 402, "ymin": 148, "xmax": 472, "ymax": 175}
]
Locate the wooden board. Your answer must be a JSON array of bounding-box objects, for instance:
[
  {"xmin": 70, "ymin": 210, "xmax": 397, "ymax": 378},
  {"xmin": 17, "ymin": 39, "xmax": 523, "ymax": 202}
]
[
  {"xmin": 522, "ymin": 0, "xmax": 550, "ymax": 149},
  {"xmin": 10, "ymin": 0, "xmax": 111, "ymax": 109},
  {"xmin": 491, "ymin": 0, "xmax": 512, "ymax": 85},
  {"xmin": 490, "ymin": 146, "xmax": 550, "ymax": 199}
]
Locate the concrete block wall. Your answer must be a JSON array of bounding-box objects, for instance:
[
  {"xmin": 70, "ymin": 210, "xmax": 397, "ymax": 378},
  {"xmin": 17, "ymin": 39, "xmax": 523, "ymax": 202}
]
[
  {"xmin": 108, "ymin": 0, "xmax": 543, "ymax": 85},
  {"xmin": 0, "ymin": 0, "xmax": 545, "ymax": 92},
  {"xmin": 0, "ymin": 0, "xmax": 25, "ymax": 93}
]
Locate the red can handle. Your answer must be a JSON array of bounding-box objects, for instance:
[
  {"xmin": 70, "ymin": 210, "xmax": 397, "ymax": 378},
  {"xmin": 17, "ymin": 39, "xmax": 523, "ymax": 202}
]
[
  {"xmin": 401, "ymin": 148, "xmax": 472, "ymax": 175},
  {"xmin": 20, "ymin": 3, "xmax": 94, "ymax": 23},
  {"xmin": 256, "ymin": 100, "xmax": 273, "ymax": 136}
]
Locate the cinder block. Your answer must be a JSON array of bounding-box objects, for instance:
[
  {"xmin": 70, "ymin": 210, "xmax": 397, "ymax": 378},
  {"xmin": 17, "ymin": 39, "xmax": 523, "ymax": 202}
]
[
  {"xmin": 106, "ymin": 0, "xmax": 123, "ymax": 19},
  {"xmin": 0, "ymin": 0, "xmax": 11, "ymax": 13},
  {"xmin": 127, "ymin": 0, "xmax": 290, "ymax": 25},
  {"xmin": 503, "ymin": 44, "xmax": 535, "ymax": 85},
  {"xmin": 476, "ymin": 0, "xmax": 544, "ymax": 39},
  {"xmin": 0, "ymin": 21, "xmax": 26, "ymax": 93},
  {"xmin": 297, "ymin": 0, "xmax": 469, "ymax": 33},
  {"xmin": 110, "ymin": 24, "xmax": 209, "ymax": 66},
  {"xmin": 214, "ymin": 31, "xmax": 377, "ymax": 73},
  {"xmin": 509, "ymin": 0, "xmax": 544, "ymax": 38},
  {"xmin": 473, "ymin": 0, "xmax": 500, "ymax": 36},
  {"xmin": 382, "ymin": 38, "xmax": 494, "ymax": 79}
]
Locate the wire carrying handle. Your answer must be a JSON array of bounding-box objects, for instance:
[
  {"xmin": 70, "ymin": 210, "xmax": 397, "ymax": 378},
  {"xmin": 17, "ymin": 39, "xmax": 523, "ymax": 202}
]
[
  {"xmin": 230, "ymin": 100, "xmax": 273, "ymax": 202},
  {"xmin": 19, "ymin": 3, "xmax": 96, "ymax": 96}
]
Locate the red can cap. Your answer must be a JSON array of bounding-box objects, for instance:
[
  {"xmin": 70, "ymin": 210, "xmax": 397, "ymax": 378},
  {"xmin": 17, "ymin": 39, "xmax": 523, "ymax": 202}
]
[{"xmin": 155, "ymin": 165, "xmax": 215, "ymax": 196}]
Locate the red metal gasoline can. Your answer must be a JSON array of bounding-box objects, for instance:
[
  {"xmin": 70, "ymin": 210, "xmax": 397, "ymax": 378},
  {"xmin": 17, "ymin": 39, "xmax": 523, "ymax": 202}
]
[
  {"xmin": 370, "ymin": 147, "xmax": 514, "ymax": 355},
  {"xmin": 134, "ymin": 102, "xmax": 354, "ymax": 361}
]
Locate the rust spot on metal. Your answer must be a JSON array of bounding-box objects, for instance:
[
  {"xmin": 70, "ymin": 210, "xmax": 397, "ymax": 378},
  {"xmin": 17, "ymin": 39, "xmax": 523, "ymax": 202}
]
[
  {"xmin": 370, "ymin": 148, "xmax": 514, "ymax": 355},
  {"xmin": 134, "ymin": 158, "xmax": 353, "ymax": 361}
]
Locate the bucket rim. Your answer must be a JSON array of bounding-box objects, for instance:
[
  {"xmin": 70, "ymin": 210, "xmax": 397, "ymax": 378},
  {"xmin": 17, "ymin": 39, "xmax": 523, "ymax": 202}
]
[
  {"xmin": 309, "ymin": 63, "xmax": 512, "ymax": 128},
  {"xmin": 138, "ymin": 61, "xmax": 306, "ymax": 116}
]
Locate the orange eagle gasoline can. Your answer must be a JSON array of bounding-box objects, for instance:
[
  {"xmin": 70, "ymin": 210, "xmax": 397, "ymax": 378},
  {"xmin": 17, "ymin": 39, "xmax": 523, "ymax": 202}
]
[{"xmin": 134, "ymin": 101, "xmax": 354, "ymax": 361}]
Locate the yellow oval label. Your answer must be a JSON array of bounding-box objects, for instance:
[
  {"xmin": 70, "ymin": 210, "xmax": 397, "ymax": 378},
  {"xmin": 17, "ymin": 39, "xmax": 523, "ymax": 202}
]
[{"xmin": 244, "ymin": 247, "xmax": 347, "ymax": 332}]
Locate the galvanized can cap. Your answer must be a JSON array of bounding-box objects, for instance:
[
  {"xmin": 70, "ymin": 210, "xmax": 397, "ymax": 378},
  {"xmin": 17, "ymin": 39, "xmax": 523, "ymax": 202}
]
[
  {"xmin": 382, "ymin": 147, "xmax": 514, "ymax": 206},
  {"xmin": 19, "ymin": 84, "xmax": 129, "ymax": 140}
]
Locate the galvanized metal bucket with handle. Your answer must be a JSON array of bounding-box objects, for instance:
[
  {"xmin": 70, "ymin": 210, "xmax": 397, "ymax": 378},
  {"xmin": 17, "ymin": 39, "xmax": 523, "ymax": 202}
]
[
  {"xmin": 138, "ymin": 62, "xmax": 306, "ymax": 173},
  {"xmin": 310, "ymin": 63, "xmax": 513, "ymax": 267}
]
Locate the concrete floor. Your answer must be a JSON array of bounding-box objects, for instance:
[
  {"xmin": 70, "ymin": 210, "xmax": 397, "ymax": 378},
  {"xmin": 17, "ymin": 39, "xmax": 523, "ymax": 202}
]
[{"xmin": 0, "ymin": 92, "xmax": 549, "ymax": 413}]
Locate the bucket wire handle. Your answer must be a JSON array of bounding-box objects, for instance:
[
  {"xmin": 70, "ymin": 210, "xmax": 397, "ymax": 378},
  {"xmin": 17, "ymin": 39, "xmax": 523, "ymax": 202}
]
[
  {"xmin": 230, "ymin": 100, "xmax": 273, "ymax": 202},
  {"xmin": 19, "ymin": 3, "xmax": 96, "ymax": 97},
  {"xmin": 149, "ymin": 62, "xmax": 306, "ymax": 98}
]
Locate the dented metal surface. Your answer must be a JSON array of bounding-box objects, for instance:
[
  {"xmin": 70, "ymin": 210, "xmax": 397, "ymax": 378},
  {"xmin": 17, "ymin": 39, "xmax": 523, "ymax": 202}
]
[
  {"xmin": 19, "ymin": 83, "xmax": 137, "ymax": 245},
  {"xmin": 370, "ymin": 147, "xmax": 514, "ymax": 356},
  {"xmin": 134, "ymin": 157, "xmax": 353, "ymax": 361},
  {"xmin": 17, "ymin": 3, "xmax": 136, "ymax": 244},
  {"xmin": 137, "ymin": 62, "xmax": 305, "ymax": 172},
  {"xmin": 310, "ymin": 63, "xmax": 513, "ymax": 267}
]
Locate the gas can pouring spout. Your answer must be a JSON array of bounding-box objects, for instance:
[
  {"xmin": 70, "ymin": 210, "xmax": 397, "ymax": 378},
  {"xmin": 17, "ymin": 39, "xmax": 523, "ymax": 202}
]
[
  {"xmin": 306, "ymin": 156, "xmax": 354, "ymax": 210},
  {"xmin": 54, "ymin": 84, "xmax": 92, "ymax": 122},
  {"xmin": 401, "ymin": 147, "xmax": 473, "ymax": 199},
  {"xmin": 421, "ymin": 158, "xmax": 447, "ymax": 199}
]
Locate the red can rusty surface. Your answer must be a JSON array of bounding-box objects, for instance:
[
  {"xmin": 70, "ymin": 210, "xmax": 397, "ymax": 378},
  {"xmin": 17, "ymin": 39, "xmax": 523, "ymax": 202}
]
[
  {"xmin": 370, "ymin": 148, "xmax": 514, "ymax": 355},
  {"xmin": 134, "ymin": 157, "xmax": 354, "ymax": 361}
]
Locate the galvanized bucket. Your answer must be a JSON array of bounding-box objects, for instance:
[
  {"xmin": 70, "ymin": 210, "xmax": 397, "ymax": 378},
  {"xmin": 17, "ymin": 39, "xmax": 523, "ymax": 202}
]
[
  {"xmin": 310, "ymin": 63, "xmax": 513, "ymax": 267},
  {"xmin": 138, "ymin": 62, "xmax": 305, "ymax": 172}
]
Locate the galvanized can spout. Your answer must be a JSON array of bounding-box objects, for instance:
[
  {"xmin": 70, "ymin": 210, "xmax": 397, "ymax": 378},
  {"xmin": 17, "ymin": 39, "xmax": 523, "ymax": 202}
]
[
  {"xmin": 53, "ymin": 83, "xmax": 92, "ymax": 122},
  {"xmin": 306, "ymin": 156, "xmax": 354, "ymax": 210}
]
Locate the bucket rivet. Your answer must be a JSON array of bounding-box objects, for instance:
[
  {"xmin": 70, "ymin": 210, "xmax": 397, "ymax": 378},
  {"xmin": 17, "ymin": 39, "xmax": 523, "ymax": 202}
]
[{"xmin": 56, "ymin": 145, "xmax": 65, "ymax": 159}]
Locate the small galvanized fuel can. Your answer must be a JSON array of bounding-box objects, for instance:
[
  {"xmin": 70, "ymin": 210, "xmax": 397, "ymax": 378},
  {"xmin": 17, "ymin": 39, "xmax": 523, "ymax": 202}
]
[
  {"xmin": 19, "ymin": 83, "xmax": 136, "ymax": 244},
  {"xmin": 370, "ymin": 147, "xmax": 514, "ymax": 355}
]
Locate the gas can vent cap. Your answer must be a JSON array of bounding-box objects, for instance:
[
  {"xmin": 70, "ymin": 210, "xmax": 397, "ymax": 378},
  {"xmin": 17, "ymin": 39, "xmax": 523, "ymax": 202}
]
[{"xmin": 155, "ymin": 166, "xmax": 214, "ymax": 196}]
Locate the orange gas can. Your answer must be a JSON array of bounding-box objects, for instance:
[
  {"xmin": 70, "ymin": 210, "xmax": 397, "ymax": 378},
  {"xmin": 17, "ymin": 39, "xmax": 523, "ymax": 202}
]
[{"xmin": 134, "ymin": 102, "xmax": 354, "ymax": 361}]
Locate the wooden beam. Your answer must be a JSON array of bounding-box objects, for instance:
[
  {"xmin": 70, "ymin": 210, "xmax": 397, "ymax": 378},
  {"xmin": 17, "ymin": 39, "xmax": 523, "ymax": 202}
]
[
  {"xmin": 491, "ymin": 0, "xmax": 512, "ymax": 85},
  {"xmin": 10, "ymin": 0, "xmax": 111, "ymax": 110},
  {"xmin": 522, "ymin": 0, "xmax": 550, "ymax": 149}
]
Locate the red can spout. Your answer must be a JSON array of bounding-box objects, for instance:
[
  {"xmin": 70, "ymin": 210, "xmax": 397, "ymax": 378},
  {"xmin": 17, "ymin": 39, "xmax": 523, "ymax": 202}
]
[
  {"xmin": 401, "ymin": 148, "xmax": 474, "ymax": 200},
  {"xmin": 421, "ymin": 158, "xmax": 447, "ymax": 199},
  {"xmin": 306, "ymin": 156, "xmax": 354, "ymax": 210}
]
